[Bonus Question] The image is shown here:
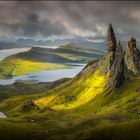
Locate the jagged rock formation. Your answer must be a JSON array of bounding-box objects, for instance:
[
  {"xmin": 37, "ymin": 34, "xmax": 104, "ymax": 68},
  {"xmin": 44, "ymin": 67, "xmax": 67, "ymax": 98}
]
[
  {"xmin": 107, "ymin": 23, "xmax": 117, "ymax": 52},
  {"xmin": 98, "ymin": 24, "xmax": 140, "ymax": 89},
  {"xmin": 74, "ymin": 24, "xmax": 140, "ymax": 89},
  {"xmin": 98, "ymin": 24, "xmax": 118, "ymax": 76},
  {"xmin": 107, "ymin": 41, "xmax": 124, "ymax": 88},
  {"xmin": 107, "ymin": 24, "xmax": 117, "ymax": 69},
  {"xmin": 124, "ymin": 37, "xmax": 140, "ymax": 76},
  {"xmin": 99, "ymin": 41, "xmax": 124, "ymax": 89}
]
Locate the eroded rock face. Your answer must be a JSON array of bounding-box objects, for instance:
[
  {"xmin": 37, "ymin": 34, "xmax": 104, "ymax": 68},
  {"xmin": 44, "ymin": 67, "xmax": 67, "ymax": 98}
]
[
  {"xmin": 124, "ymin": 37, "xmax": 140, "ymax": 76},
  {"xmin": 107, "ymin": 24, "xmax": 117, "ymax": 70},
  {"xmin": 96, "ymin": 24, "xmax": 140, "ymax": 89},
  {"xmin": 107, "ymin": 42, "xmax": 124, "ymax": 88},
  {"xmin": 98, "ymin": 24, "xmax": 117, "ymax": 75},
  {"xmin": 99, "ymin": 24, "xmax": 125, "ymax": 88},
  {"xmin": 107, "ymin": 24, "xmax": 117, "ymax": 52}
]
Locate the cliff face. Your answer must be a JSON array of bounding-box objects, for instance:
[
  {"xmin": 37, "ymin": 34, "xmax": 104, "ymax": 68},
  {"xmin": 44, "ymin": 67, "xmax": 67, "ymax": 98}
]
[
  {"xmin": 107, "ymin": 41, "xmax": 124, "ymax": 88},
  {"xmin": 124, "ymin": 37, "xmax": 140, "ymax": 76},
  {"xmin": 99, "ymin": 24, "xmax": 140, "ymax": 89}
]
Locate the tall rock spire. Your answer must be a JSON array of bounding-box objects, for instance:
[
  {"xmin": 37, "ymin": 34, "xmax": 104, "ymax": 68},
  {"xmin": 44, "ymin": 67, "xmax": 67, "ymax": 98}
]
[
  {"xmin": 107, "ymin": 24, "xmax": 117, "ymax": 52},
  {"xmin": 99, "ymin": 25, "xmax": 140, "ymax": 89},
  {"xmin": 105, "ymin": 24, "xmax": 117, "ymax": 70},
  {"xmin": 124, "ymin": 37, "xmax": 140, "ymax": 76},
  {"xmin": 99, "ymin": 24, "xmax": 125, "ymax": 88}
]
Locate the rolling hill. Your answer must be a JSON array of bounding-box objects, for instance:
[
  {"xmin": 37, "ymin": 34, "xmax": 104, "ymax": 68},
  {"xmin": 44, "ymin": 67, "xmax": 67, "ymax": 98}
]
[
  {"xmin": 0, "ymin": 43, "xmax": 104, "ymax": 79},
  {"xmin": 0, "ymin": 24, "xmax": 140, "ymax": 140}
]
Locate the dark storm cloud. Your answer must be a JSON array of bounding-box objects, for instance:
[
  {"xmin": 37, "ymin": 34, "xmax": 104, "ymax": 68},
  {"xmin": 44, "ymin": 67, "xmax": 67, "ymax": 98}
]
[
  {"xmin": 5, "ymin": 13, "xmax": 66, "ymax": 37},
  {"xmin": 0, "ymin": 1, "xmax": 140, "ymax": 41},
  {"xmin": 0, "ymin": 1, "xmax": 67, "ymax": 39}
]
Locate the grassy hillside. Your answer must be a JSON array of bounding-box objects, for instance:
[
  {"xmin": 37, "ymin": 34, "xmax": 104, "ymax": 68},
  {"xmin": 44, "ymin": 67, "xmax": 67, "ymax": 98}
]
[
  {"xmin": 0, "ymin": 78, "xmax": 70, "ymax": 101},
  {"xmin": 0, "ymin": 61, "xmax": 140, "ymax": 140},
  {"xmin": 0, "ymin": 56, "xmax": 67, "ymax": 79},
  {"xmin": 34, "ymin": 69, "xmax": 108, "ymax": 110},
  {"xmin": 60, "ymin": 44, "xmax": 106, "ymax": 54},
  {"xmin": 0, "ymin": 24, "xmax": 139, "ymax": 140},
  {"xmin": 0, "ymin": 44, "xmax": 104, "ymax": 79},
  {"xmin": 25, "ymin": 44, "xmax": 104, "ymax": 62},
  {"xmin": 0, "ymin": 45, "xmax": 104, "ymax": 78}
]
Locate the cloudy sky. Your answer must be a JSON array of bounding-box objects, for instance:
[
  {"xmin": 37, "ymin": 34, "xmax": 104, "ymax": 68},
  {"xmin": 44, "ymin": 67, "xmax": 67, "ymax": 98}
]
[{"xmin": 0, "ymin": 1, "xmax": 140, "ymax": 42}]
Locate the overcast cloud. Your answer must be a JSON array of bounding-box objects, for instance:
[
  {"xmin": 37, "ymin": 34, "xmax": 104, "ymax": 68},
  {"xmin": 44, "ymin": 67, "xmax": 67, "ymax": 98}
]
[{"xmin": 0, "ymin": 1, "xmax": 140, "ymax": 42}]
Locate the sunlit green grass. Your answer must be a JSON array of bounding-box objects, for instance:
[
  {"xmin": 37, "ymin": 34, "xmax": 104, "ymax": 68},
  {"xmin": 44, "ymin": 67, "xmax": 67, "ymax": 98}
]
[
  {"xmin": 0, "ymin": 64, "xmax": 140, "ymax": 139},
  {"xmin": 0, "ymin": 57, "xmax": 68, "ymax": 79},
  {"xmin": 34, "ymin": 70, "xmax": 108, "ymax": 110}
]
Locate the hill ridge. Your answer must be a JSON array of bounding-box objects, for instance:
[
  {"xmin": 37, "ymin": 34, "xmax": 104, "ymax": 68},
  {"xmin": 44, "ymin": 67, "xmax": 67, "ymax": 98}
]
[
  {"xmin": 0, "ymin": 24, "xmax": 140, "ymax": 140},
  {"xmin": 34, "ymin": 24, "xmax": 140, "ymax": 110}
]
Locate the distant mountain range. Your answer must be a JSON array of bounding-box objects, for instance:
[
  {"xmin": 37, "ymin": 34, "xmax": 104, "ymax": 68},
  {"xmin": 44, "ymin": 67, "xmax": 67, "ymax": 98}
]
[
  {"xmin": 0, "ymin": 41, "xmax": 31, "ymax": 50},
  {"xmin": 16, "ymin": 38, "xmax": 106, "ymax": 51},
  {"xmin": 0, "ymin": 38, "xmax": 106, "ymax": 51},
  {"xmin": 0, "ymin": 36, "xmax": 140, "ymax": 51}
]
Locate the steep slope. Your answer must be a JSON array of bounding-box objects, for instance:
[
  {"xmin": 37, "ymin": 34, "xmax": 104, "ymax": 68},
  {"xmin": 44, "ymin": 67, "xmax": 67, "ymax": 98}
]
[
  {"xmin": 0, "ymin": 24, "xmax": 140, "ymax": 140},
  {"xmin": 33, "ymin": 24, "xmax": 140, "ymax": 110},
  {"xmin": 31, "ymin": 24, "xmax": 140, "ymax": 124},
  {"xmin": 34, "ymin": 64, "xmax": 108, "ymax": 110}
]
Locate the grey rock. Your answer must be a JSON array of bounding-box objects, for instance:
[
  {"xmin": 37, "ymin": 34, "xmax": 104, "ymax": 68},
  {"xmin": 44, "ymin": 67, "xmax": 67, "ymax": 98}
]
[
  {"xmin": 98, "ymin": 25, "xmax": 125, "ymax": 88},
  {"xmin": 107, "ymin": 23, "xmax": 117, "ymax": 52},
  {"xmin": 124, "ymin": 37, "xmax": 140, "ymax": 76},
  {"xmin": 107, "ymin": 41, "xmax": 124, "ymax": 88}
]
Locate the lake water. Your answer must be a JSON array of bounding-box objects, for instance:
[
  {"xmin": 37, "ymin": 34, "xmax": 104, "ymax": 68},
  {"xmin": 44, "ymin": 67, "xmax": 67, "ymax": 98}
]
[
  {"xmin": 0, "ymin": 64, "xmax": 85, "ymax": 85},
  {"xmin": 0, "ymin": 48, "xmax": 86, "ymax": 85}
]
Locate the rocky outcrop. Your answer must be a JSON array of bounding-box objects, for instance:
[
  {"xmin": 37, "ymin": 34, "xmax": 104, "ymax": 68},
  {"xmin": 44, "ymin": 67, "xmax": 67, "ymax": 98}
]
[
  {"xmin": 107, "ymin": 24, "xmax": 117, "ymax": 52},
  {"xmin": 104, "ymin": 24, "xmax": 126, "ymax": 88},
  {"xmin": 21, "ymin": 100, "xmax": 39, "ymax": 112},
  {"xmin": 98, "ymin": 24, "xmax": 117, "ymax": 75},
  {"xmin": 124, "ymin": 37, "xmax": 140, "ymax": 76},
  {"xmin": 96, "ymin": 24, "xmax": 140, "ymax": 89},
  {"xmin": 107, "ymin": 41, "xmax": 124, "ymax": 88},
  {"xmin": 107, "ymin": 24, "xmax": 117, "ymax": 69},
  {"xmin": 99, "ymin": 24, "xmax": 140, "ymax": 89}
]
